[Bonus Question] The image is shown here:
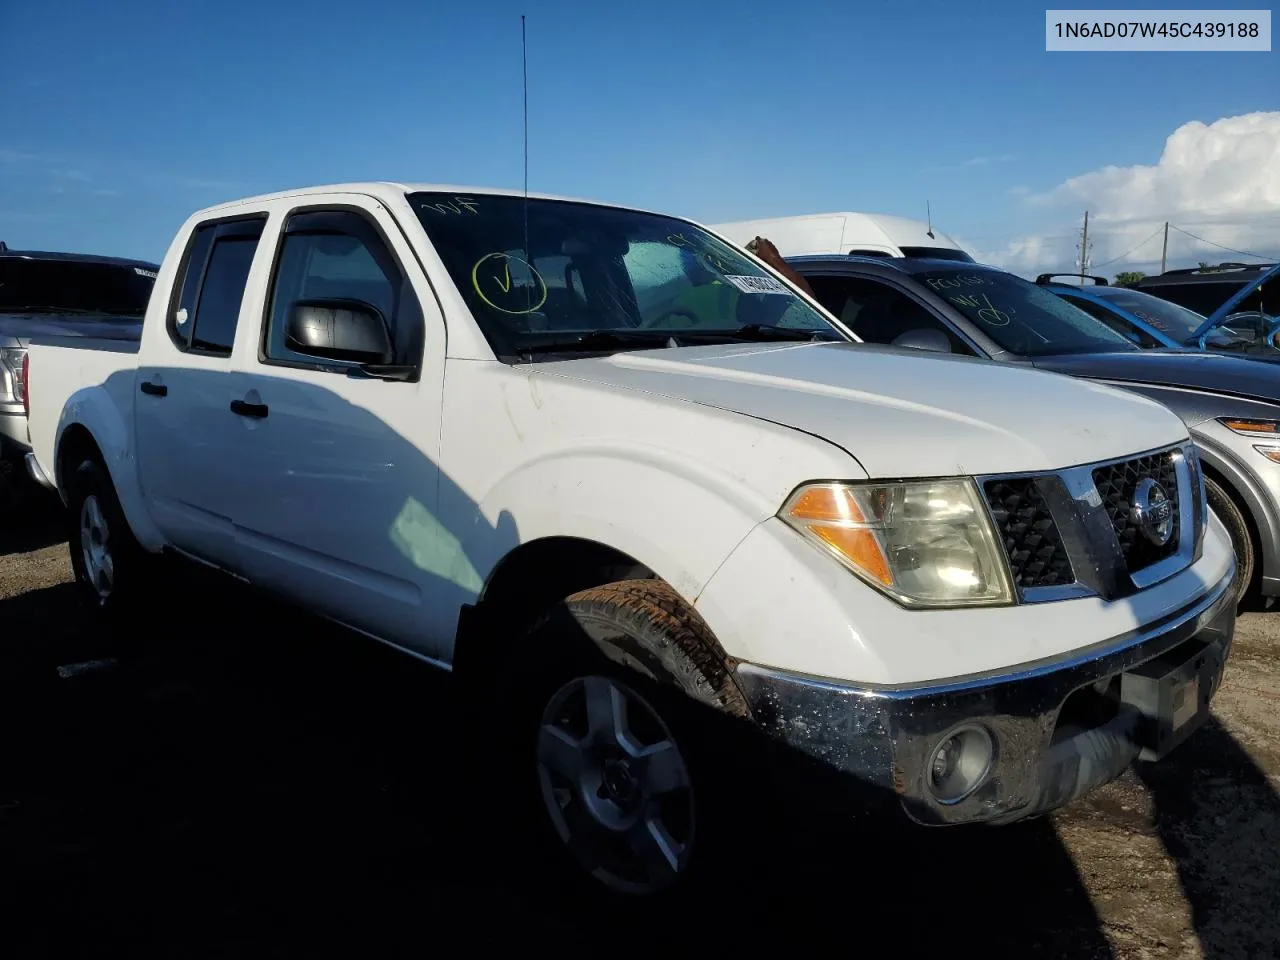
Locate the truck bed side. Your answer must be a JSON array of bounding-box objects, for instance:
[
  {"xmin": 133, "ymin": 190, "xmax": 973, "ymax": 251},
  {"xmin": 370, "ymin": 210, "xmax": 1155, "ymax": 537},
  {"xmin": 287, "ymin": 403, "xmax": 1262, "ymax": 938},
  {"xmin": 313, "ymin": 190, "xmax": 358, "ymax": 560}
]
[{"xmin": 24, "ymin": 336, "xmax": 152, "ymax": 538}]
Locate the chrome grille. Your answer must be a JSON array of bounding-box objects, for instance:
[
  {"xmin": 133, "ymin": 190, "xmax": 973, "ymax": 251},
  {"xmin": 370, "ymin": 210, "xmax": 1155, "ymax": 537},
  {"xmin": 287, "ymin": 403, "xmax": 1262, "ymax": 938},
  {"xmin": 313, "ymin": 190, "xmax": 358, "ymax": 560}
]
[
  {"xmin": 979, "ymin": 442, "xmax": 1197, "ymax": 604},
  {"xmin": 1091, "ymin": 451, "xmax": 1180, "ymax": 574},
  {"xmin": 982, "ymin": 478, "xmax": 1074, "ymax": 589}
]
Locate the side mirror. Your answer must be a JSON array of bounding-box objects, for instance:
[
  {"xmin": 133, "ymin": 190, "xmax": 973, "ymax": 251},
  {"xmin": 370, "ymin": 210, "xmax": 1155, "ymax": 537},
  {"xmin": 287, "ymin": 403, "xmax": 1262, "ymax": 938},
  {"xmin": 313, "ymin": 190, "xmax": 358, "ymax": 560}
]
[
  {"xmin": 891, "ymin": 328, "xmax": 952, "ymax": 353},
  {"xmin": 284, "ymin": 298, "xmax": 393, "ymax": 365}
]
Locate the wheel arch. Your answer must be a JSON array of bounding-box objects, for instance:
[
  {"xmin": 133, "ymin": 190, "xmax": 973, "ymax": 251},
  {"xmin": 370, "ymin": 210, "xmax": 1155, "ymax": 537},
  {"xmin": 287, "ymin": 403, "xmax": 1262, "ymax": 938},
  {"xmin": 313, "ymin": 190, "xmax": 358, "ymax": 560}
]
[
  {"xmin": 53, "ymin": 411, "xmax": 165, "ymax": 552},
  {"xmin": 453, "ymin": 535, "xmax": 740, "ymax": 686},
  {"xmin": 1198, "ymin": 458, "xmax": 1263, "ymax": 599}
]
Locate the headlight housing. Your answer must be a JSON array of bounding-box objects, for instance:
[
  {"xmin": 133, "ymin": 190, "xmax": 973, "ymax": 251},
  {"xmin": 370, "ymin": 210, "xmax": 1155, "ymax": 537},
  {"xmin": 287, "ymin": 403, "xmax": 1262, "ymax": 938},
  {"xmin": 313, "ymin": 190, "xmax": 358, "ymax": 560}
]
[
  {"xmin": 0, "ymin": 347, "xmax": 27, "ymax": 404},
  {"xmin": 780, "ymin": 479, "xmax": 1014, "ymax": 608}
]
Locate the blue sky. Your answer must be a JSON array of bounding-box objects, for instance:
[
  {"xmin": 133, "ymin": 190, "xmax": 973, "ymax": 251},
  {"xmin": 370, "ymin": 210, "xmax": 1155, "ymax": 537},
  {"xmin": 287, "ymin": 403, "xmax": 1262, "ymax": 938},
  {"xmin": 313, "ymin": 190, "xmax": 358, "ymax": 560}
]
[{"xmin": 2, "ymin": 0, "xmax": 1277, "ymax": 274}]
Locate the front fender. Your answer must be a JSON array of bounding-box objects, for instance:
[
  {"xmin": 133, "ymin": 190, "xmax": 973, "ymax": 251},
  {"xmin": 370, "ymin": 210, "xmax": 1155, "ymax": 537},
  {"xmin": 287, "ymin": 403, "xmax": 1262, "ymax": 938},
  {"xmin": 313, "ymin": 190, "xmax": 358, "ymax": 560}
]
[
  {"xmin": 461, "ymin": 438, "xmax": 790, "ymax": 607},
  {"xmin": 56, "ymin": 384, "xmax": 165, "ymax": 553},
  {"xmin": 1188, "ymin": 425, "xmax": 1280, "ymax": 587}
]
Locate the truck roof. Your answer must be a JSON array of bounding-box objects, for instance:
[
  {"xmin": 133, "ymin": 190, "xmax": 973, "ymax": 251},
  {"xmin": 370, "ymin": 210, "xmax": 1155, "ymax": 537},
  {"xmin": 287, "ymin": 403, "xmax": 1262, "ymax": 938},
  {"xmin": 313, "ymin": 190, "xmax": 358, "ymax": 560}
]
[
  {"xmin": 194, "ymin": 181, "xmax": 667, "ymax": 219},
  {"xmin": 710, "ymin": 212, "xmax": 971, "ymax": 259},
  {"xmin": 0, "ymin": 249, "xmax": 160, "ymax": 271}
]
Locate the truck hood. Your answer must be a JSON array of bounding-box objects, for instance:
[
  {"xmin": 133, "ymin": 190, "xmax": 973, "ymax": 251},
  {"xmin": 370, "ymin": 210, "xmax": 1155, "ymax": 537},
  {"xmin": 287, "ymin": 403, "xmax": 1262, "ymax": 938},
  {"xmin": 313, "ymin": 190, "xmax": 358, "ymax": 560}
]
[
  {"xmin": 1033, "ymin": 349, "xmax": 1280, "ymax": 404},
  {"xmin": 0, "ymin": 311, "xmax": 143, "ymax": 346},
  {"xmin": 545, "ymin": 341, "xmax": 1188, "ymax": 478}
]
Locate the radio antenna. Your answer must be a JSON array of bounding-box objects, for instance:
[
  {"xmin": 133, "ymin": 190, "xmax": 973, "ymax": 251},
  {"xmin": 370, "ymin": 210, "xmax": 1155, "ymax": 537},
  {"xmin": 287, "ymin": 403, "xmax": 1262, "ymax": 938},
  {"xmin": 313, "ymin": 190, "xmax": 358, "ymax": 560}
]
[
  {"xmin": 521, "ymin": 14, "xmax": 531, "ymax": 310},
  {"xmin": 926, "ymin": 200, "xmax": 935, "ymax": 239}
]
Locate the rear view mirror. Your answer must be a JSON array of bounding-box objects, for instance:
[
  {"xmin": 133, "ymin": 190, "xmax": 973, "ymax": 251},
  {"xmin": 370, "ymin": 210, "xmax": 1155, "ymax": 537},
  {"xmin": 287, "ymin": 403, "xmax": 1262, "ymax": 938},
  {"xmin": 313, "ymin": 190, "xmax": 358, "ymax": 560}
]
[
  {"xmin": 285, "ymin": 298, "xmax": 393, "ymax": 365},
  {"xmin": 891, "ymin": 328, "xmax": 952, "ymax": 353}
]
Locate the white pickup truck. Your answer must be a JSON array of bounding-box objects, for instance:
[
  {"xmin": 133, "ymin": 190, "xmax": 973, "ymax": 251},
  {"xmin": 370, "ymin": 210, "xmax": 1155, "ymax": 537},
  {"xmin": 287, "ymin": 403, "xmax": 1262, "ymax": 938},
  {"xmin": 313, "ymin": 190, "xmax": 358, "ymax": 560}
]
[{"xmin": 23, "ymin": 182, "xmax": 1236, "ymax": 899}]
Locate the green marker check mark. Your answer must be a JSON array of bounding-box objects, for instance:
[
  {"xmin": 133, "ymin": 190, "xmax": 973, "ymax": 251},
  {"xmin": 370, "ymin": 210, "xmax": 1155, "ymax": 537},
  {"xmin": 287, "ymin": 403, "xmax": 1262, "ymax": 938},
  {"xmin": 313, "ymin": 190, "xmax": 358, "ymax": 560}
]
[{"xmin": 494, "ymin": 261, "xmax": 512, "ymax": 294}]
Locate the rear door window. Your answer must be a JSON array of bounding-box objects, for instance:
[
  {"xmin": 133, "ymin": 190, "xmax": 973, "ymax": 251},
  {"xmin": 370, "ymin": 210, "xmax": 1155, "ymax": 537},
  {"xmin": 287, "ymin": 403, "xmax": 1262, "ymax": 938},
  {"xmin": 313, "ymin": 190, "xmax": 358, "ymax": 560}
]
[{"xmin": 170, "ymin": 217, "xmax": 267, "ymax": 356}]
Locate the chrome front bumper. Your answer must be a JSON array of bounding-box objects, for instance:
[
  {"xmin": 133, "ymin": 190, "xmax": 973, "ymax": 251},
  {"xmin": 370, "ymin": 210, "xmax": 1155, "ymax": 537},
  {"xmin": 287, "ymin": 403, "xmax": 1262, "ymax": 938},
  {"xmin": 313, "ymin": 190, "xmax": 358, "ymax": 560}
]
[{"xmin": 733, "ymin": 564, "xmax": 1237, "ymax": 827}]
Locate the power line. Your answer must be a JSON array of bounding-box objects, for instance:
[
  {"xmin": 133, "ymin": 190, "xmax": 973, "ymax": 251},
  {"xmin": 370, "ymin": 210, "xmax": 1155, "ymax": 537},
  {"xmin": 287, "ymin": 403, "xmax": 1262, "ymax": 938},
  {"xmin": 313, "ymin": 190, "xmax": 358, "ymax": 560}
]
[
  {"xmin": 955, "ymin": 214, "xmax": 1280, "ymax": 248},
  {"xmin": 1168, "ymin": 224, "xmax": 1274, "ymax": 262},
  {"xmin": 1092, "ymin": 224, "xmax": 1166, "ymax": 269}
]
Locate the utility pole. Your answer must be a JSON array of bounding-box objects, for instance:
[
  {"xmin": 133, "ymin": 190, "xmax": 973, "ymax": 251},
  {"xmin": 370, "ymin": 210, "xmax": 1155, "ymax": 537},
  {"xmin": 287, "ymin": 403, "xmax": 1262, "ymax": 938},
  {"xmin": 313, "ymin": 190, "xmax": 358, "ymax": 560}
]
[
  {"xmin": 1077, "ymin": 210, "xmax": 1091, "ymax": 284},
  {"xmin": 1160, "ymin": 221, "xmax": 1169, "ymax": 273}
]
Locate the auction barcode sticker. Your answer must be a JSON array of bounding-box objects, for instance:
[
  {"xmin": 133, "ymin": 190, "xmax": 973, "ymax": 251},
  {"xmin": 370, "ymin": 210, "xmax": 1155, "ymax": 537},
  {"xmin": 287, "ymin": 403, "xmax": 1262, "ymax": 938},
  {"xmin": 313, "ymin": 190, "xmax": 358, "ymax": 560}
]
[
  {"xmin": 1046, "ymin": 10, "xmax": 1271, "ymax": 50},
  {"xmin": 724, "ymin": 275, "xmax": 791, "ymax": 295}
]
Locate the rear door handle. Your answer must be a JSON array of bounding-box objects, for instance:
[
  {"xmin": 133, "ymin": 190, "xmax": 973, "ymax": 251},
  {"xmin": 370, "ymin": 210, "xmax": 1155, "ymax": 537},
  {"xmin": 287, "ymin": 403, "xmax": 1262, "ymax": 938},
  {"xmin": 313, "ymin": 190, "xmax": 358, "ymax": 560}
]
[
  {"xmin": 229, "ymin": 399, "xmax": 269, "ymax": 419},
  {"xmin": 139, "ymin": 380, "xmax": 167, "ymax": 397}
]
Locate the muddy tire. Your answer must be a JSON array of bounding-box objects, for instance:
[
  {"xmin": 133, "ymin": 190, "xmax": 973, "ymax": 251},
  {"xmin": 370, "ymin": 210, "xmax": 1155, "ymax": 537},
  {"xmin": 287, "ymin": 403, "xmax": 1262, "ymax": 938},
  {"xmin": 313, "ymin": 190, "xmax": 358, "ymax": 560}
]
[
  {"xmin": 1206, "ymin": 475, "xmax": 1256, "ymax": 608},
  {"xmin": 490, "ymin": 579, "xmax": 757, "ymax": 907},
  {"xmin": 65, "ymin": 457, "xmax": 152, "ymax": 640}
]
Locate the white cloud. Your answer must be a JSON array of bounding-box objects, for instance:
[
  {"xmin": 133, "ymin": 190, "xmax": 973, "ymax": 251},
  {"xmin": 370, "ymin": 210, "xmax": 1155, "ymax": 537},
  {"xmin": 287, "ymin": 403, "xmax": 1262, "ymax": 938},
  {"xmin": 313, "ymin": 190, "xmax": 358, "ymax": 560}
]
[{"xmin": 972, "ymin": 112, "xmax": 1280, "ymax": 278}]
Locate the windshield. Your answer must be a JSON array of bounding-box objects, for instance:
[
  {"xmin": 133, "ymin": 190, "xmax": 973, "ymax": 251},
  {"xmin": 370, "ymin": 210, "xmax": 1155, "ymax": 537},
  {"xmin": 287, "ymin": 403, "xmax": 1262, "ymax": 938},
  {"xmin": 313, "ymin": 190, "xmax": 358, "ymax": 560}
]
[
  {"xmin": 409, "ymin": 192, "xmax": 840, "ymax": 359},
  {"xmin": 915, "ymin": 267, "xmax": 1138, "ymax": 356},
  {"xmin": 0, "ymin": 258, "xmax": 156, "ymax": 316},
  {"xmin": 1092, "ymin": 288, "xmax": 1210, "ymax": 342}
]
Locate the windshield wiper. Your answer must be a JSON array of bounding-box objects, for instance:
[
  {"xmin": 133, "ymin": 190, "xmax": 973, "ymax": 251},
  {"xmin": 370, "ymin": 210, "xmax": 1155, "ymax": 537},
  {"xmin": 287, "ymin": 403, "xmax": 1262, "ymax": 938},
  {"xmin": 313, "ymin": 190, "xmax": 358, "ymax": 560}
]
[
  {"xmin": 517, "ymin": 329, "xmax": 679, "ymax": 359},
  {"xmin": 682, "ymin": 324, "xmax": 844, "ymax": 344},
  {"xmin": 513, "ymin": 324, "xmax": 843, "ymax": 361}
]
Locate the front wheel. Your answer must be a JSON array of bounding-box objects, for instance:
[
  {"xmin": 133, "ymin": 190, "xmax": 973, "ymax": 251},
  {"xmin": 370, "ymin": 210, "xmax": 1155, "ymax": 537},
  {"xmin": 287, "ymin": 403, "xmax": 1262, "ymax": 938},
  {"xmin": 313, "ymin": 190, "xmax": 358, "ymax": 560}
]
[
  {"xmin": 1205, "ymin": 475, "xmax": 1256, "ymax": 607},
  {"xmin": 536, "ymin": 671, "xmax": 696, "ymax": 895},
  {"xmin": 496, "ymin": 580, "xmax": 755, "ymax": 902}
]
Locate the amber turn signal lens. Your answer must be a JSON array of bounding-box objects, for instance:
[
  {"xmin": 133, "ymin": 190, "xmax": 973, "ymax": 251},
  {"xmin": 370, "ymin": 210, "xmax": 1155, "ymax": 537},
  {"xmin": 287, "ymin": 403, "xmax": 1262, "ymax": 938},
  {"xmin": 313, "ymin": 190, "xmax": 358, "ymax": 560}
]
[
  {"xmin": 1221, "ymin": 418, "xmax": 1280, "ymax": 435},
  {"xmin": 783, "ymin": 484, "xmax": 893, "ymax": 586},
  {"xmin": 787, "ymin": 485, "xmax": 867, "ymax": 523},
  {"xmin": 810, "ymin": 525, "xmax": 894, "ymax": 585}
]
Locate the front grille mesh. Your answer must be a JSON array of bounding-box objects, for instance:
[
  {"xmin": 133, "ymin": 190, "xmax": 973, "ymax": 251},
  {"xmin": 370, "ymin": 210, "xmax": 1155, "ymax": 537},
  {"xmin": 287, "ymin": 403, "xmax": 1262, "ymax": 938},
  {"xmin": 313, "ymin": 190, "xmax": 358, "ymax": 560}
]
[
  {"xmin": 1092, "ymin": 451, "xmax": 1180, "ymax": 573},
  {"xmin": 982, "ymin": 478, "xmax": 1074, "ymax": 589}
]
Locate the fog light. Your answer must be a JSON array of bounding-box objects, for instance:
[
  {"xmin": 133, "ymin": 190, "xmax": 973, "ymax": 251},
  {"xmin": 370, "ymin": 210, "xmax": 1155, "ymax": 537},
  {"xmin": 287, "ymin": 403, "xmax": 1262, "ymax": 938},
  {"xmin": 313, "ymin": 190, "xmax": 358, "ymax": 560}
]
[{"xmin": 926, "ymin": 724, "xmax": 994, "ymax": 804}]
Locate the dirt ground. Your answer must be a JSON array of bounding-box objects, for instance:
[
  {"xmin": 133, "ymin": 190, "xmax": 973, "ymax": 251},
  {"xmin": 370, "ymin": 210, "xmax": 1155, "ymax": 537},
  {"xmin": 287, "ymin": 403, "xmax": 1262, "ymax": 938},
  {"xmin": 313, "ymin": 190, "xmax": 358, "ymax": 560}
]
[{"xmin": 2, "ymin": 502, "xmax": 1278, "ymax": 959}]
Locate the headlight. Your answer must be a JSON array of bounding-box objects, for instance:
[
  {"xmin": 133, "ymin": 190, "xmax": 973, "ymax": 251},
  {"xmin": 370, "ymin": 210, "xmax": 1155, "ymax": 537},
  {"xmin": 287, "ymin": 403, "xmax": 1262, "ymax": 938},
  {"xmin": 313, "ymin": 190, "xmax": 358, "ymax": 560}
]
[
  {"xmin": 0, "ymin": 347, "xmax": 26, "ymax": 404},
  {"xmin": 780, "ymin": 479, "xmax": 1014, "ymax": 608},
  {"xmin": 1218, "ymin": 417, "xmax": 1280, "ymax": 437}
]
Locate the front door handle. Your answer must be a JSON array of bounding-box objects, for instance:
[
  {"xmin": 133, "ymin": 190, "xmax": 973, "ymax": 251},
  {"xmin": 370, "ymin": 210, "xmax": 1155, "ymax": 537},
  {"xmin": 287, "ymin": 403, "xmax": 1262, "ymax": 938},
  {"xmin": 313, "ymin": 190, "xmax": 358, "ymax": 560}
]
[
  {"xmin": 229, "ymin": 399, "xmax": 269, "ymax": 419},
  {"xmin": 139, "ymin": 380, "xmax": 167, "ymax": 397}
]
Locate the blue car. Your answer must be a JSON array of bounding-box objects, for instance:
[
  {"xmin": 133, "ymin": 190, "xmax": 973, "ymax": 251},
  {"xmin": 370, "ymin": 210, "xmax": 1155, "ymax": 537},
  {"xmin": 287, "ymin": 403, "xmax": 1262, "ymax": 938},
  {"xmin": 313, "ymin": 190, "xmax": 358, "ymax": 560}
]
[{"xmin": 1038, "ymin": 263, "xmax": 1280, "ymax": 359}]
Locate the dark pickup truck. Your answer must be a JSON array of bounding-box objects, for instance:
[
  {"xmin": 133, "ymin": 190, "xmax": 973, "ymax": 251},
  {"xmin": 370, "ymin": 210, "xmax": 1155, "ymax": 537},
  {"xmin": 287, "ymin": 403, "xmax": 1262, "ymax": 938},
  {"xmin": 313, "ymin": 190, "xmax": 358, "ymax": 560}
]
[{"xmin": 0, "ymin": 245, "xmax": 157, "ymax": 509}]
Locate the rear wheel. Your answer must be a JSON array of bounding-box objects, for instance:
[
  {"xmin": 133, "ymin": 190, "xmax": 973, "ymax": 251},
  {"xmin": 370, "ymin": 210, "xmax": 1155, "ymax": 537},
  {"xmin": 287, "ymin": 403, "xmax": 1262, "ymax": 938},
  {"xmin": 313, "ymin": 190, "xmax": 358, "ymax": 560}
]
[
  {"xmin": 65, "ymin": 457, "xmax": 151, "ymax": 630},
  {"xmin": 1205, "ymin": 475, "xmax": 1256, "ymax": 607}
]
